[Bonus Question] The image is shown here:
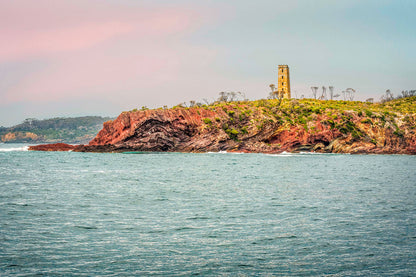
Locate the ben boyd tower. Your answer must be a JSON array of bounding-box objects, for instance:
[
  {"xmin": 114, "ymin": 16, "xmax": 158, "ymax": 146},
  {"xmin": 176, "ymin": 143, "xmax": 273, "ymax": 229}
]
[{"xmin": 277, "ymin": 65, "xmax": 291, "ymax": 99}]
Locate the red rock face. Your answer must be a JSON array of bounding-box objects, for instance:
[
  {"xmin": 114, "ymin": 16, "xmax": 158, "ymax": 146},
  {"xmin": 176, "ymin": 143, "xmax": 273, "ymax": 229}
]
[
  {"xmin": 29, "ymin": 106, "xmax": 416, "ymax": 155},
  {"xmin": 88, "ymin": 108, "xmax": 219, "ymax": 151}
]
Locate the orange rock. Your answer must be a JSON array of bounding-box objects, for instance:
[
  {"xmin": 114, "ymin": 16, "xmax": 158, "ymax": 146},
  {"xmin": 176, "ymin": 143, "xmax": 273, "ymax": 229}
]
[{"xmin": 28, "ymin": 143, "xmax": 77, "ymax": 151}]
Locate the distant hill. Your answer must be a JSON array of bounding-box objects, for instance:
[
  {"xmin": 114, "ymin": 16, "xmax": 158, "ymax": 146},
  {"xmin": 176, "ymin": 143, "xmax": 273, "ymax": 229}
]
[{"xmin": 0, "ymin": 116, "xmax": 113, "ymax": 144}]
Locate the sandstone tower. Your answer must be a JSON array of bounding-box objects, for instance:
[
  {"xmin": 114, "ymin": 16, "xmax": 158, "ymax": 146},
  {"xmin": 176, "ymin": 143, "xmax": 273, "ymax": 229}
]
[{"xmin": 277, "ymin": 65, "xmax": 291, "ymax": 99}]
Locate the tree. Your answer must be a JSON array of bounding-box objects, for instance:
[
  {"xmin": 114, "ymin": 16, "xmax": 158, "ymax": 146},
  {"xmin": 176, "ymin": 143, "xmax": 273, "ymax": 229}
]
[
  {"xmin": 311, "ymin": 87, "xmax": 319, "ymax": 99},
  {"xmin": 346, "ymin": 88, "xmax": 356, "ymax": 101},
  {"xmin": 217, "ymin": 91, "xmax": 245, "ymax": 102},
  {"xmin": 218, "ymin": 91, "xmax": 228, "ymax": 102},
  {"xmin": 328, "ymin": 86, "xmax": 334, "ymax": 100},
  {"xmin": 319, "ymin": 86, "xmax": 327, "ymax": 100},
  {"xmin": 380, "ymin": 89, "xmax": 394, "ymax": 103},
  {"xmin": 202, "ymin": 98, "xmax": 212, "ymax": 105}
]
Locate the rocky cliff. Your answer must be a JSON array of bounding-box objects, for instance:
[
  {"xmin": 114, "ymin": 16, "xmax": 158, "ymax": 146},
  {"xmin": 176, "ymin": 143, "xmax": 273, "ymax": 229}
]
[{"xmin": 30, "ymin": 97, "xmax": 416, "ymax": 154}]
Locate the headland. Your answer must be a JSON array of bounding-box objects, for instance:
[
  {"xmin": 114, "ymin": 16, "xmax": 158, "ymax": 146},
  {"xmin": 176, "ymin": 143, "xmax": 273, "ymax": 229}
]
[{"xmin": 29, "ymin": 97, "xmax": 416, "ymax": 154}]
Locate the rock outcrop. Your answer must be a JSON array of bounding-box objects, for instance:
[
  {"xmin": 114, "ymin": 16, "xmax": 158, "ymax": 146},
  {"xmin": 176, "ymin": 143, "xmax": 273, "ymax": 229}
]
[
  {"xmin": 29, "ymin": 97, "xmax": 416, "ymax": 154},
  {"xmin": 28, "ymin": 143, "xmax": 77, "ymax": 151}
]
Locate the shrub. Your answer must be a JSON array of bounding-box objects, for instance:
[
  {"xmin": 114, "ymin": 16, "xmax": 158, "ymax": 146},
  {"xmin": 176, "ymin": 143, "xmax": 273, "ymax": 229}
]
[
  {"xmin": 393, "ymin": 130, "xmax": 404, "ymax": 137},
  {"xmin": 226, "ymin": 128, "xmax": 239, "ymax": 140},
  {"xmin": 404, "ymin": 115, "xmax": 412, "ymax": 123},
  {"xmin": 311, "ymin": 107, "xmax": 321, "ymax": 114},
  {"xmin": 298, "ymin": 117, "xmax": 307, "ymax": 124},
  {"xmin": 203, "ymin": 118, "xmax": 212, "ymax": 124}
]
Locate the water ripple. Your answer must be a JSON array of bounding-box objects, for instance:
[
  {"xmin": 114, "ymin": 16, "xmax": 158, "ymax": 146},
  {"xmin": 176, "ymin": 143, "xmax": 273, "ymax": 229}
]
[{"xmin": 0, "ymin": 151, "xmax": 415, "ymax": 275}]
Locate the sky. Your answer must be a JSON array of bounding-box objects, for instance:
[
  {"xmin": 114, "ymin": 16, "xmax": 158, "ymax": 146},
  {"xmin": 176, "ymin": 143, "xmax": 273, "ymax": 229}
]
[{"xmin": 0, "ymin": 0, "xmax": 415, "ymax": 126}]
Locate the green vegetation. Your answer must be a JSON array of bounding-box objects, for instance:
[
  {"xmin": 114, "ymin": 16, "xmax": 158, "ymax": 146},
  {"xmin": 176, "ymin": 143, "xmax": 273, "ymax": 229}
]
[
  {"xmin": 225, "ymin": 128, "xmax": 239, "ymax": 141},
  {"xmin": 203, "ymin": 118, "xmax": 212, "ymax": 124},
  {"xmin": 187, "ymin": 96, "xmax": 416, "ymax": 142}
]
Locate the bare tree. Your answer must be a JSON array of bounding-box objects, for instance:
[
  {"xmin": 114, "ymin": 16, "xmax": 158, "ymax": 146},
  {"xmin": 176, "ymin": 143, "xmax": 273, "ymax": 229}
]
[
  {"xmin": 319, "ymin": 86, "xmax": 327, "ymax": 100},
  {"xmin": 238, "ymin": 91, "xmax": 248, "ymax": 101},
  {"xmin": 401, "ymin": 90, "xmax": 409, "ymax": 98},
  {"xmin": 268, "ymin": 89, "xmax": 284, "ymax": 105},
  {"xmin": 311, "ymin": 86, "xmax": 319, "ymax": 99},
  {"xmin": 218, "ymin": 91, "xmax": 228, "ymax": 102},
  {"xmin": 333, "ymin": 93, "xmax": 340, "ymax": 99},
  {"xmin": 328, "ymin": 86, "xmax": 334, "ymax": 100},
  {"xmin": 346, "ymin": 88, "xmax": 356, "ymax": 101},
  {"xmin": 229, "ymin": 91, "xmax": 237, "ymax": 101},
  {"xmin": 365, "ymin": 98, "xmax": 374, "ymax": 103},
  {"xmin": 400, "ymin": 90, "xmax": 415, "ymax": 98},
  {"xmin": 380, "ymin": 89, "xmax": 394, "ymax": 103},
  {"xmin": 202, "ymin": 98, "xmax": 212, "ymax": 105},
  {"xmin": 218, "ymin": 91, "xmax": 245, "ymax": 102}
]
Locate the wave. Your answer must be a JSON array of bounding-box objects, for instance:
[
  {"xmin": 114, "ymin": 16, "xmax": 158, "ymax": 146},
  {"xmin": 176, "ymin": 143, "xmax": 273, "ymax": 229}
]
[
  {"xmin": 207, "ymin": 151, "xmax": 247, "ymax": 155},
  {"xmin": 265, "ymin": 151, "xmax": 295, "ymax": 157},
  {"xmin": 266, "ymin": 151, "xmax": 349, "ymax": 157},
  {"xmin": 0, "ymin": 146, "xmax": 29, "ymax": 152}
]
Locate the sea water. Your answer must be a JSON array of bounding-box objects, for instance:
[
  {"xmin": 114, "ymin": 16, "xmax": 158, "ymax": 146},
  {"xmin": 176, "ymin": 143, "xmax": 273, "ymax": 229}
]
[{"xmin": 0, "ymin": 144, "xmax": 415, "ymax": 276}]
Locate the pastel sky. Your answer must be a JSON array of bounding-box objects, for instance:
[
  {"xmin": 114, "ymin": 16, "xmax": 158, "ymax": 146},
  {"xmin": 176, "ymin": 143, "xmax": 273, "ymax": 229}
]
[{"xmin": 1, "ymin": 0, "xmax": 415, "ymax": 126}]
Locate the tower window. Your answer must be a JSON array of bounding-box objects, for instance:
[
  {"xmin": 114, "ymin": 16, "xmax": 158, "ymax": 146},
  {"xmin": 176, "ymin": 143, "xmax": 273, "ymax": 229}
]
[
  {"xmin": 282, "ymin": 82, "xmax": 284, "ymax": 86},
  {"xmin": 281, "ymin": 76, "xmax": 283, "ymax": 79}
]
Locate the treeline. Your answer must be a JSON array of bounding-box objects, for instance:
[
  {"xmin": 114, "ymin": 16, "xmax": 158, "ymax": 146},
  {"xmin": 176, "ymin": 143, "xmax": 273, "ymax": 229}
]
[
  {"xmin": 173, "ymin": 91, "xmax": 247, "ymax": 108},
  {"xmin": 3, "ymin": 116, "xmax": 111, "ymax": 131},
  {"xmin": 0, "ymin": 116, "xmax": 113, "ymax": 144},
  {"xmin": 380, "ymin": 89, "xmax": 416, "ymax": 103}
]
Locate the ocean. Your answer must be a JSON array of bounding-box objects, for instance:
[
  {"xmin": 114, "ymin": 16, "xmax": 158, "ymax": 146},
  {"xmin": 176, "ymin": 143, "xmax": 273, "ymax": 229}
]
[{"xmin": 1, "ymin": 143, "xmax": 415, "ymax": 276}]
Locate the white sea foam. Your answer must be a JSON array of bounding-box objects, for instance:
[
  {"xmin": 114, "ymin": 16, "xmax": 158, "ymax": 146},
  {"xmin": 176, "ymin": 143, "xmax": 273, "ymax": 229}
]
[
  {"xmin": 0, "ymin": 146, "xmax": 29, "ymax": 152},
  {"xmin": 207, "ymin": 151, "xmax": 248, "ymax": 155},
  {"xmin": 266, "ymin": 151, "xmax": 295, "ymax": 157},
  {"xmin": 207, "ymin": 151, "xmax": 228, "ymax": 154}
]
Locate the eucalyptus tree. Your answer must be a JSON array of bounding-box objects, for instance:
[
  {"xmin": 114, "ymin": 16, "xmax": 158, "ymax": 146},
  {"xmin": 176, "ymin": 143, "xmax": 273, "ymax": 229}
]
[{"xmin": 311, "ymin": 86, "xmax": 319, "ymax": 99}]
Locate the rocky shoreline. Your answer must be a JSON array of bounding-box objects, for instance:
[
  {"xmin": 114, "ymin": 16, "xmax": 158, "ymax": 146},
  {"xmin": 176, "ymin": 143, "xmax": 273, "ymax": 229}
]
[{"xmin": 29, "ymin": 98, "xmax": 416, "ymax": 155}]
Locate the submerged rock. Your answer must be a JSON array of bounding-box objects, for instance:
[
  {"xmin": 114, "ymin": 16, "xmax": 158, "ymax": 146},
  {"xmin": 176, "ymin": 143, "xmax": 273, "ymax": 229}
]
[{"xmin": 28, "ymin": 143, "xmax": 78, "ymax": 152}]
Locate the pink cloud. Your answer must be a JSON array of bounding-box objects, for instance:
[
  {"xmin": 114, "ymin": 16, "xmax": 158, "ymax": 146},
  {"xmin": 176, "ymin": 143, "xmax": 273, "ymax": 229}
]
[
  {"xmin": 4, "ymin": 46, "xmax": 179, "ymax": 103},
  {"xmin": 0, "ymin": 1, "xmax": 219, "ymax": 104},
  {"xmin": 0, "ymin": 21, "xmax": 135, "ymax": 61},
  {"xmin": 0, "ymin": 1, "xmax": 202, "ymax": 62}
]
